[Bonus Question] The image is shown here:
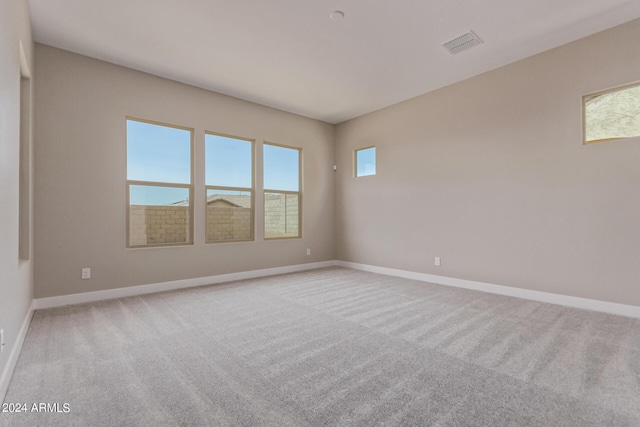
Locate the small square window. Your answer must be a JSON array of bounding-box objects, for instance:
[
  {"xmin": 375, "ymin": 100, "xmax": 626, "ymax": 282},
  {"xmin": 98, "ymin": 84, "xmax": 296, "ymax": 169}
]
[
  {"xmin": 583, "ymin": 82, "xmax": 640, "ymax": 145},
  {"xmin": 355, "ymin": 146, "xmax": 376, "ymax": 177}
]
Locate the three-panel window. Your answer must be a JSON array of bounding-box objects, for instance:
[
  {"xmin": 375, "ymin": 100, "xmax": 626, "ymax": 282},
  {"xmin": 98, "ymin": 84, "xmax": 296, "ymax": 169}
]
[{"xmin": 126, "ymin": 117, "xmax": 302, "ymax": 247}]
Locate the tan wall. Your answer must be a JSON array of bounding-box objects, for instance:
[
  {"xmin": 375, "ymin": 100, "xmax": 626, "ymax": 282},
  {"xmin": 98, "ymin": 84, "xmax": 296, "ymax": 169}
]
[
  {"xmin": 206, "ymin": 206, "xmax": 251, "ymax": 242},
  {"xmin": 0, "ymin": 0, "xmax": 34, "ymax": 392},
  {"xmin": 336, "ymin": 18, "xmax": 640, "ymax": 307},
  {"xmin": 34, "ymin": 44, "xmax": 335, "ymax": 298},
  {"xmin": 129, "ymin": 206, "xmax": 190, "ymax": 246},
  {"xmin": 130, "ymin": 204, "xmax": 253, "ymax": 245},
  {"xmin": 130, "ymin": 201, "xmax": 290, "ymax": 244},
  {"xmin": 265, "ymin": 193, "xmax": 300, "ymax": 238}
]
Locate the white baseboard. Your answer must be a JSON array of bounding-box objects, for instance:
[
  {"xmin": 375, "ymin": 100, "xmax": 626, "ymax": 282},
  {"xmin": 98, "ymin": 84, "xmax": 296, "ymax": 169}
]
[
  {"xmin": 32, "ymin": 259, "xmax": 640, "ymax": 318},
  {"xmin": 336, "ymin": 261, "xmax": 640, "ymax": 319},
  {"xmin": 0, "ymin": 301, "xmax": 34, "ymax": 403},
  {"xmin": 34, "ymin": 261, "xmax": 337, "ymax": 310}
]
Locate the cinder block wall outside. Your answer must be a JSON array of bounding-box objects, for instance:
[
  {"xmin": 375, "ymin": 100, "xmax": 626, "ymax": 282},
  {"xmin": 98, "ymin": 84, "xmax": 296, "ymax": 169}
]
[
  {"xmin": 206, "ymin": 206, "xmax": 251, "ymax": 242},
  {"xmin": 129, "ymin": 205, "xmax": 189, "ymax": 246},
  {"xmin": 130, "ymin": 198, "xmax": 299, "ymax": 245},
  {"xmin": 265, "ymin": 194, "xmax": 299, "ymax": 238}
]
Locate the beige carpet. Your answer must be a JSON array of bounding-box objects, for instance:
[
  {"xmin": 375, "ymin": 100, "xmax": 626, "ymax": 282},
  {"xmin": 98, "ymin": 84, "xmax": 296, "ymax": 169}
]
[{"xmin": 2, "ymin": 267, "xmax": 640, "ymax": 426}]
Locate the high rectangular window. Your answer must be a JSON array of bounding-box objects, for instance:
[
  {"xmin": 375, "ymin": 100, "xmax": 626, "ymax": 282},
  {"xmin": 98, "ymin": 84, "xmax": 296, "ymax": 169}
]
[
  {"xmin": 355, "ymin": 146, "xmax": 376, "ymax": 177},
  {"xmin": 263, "ymin": 143, "xmax": 301, "ymax": 239},
  {"xmin": 205, "ymin": 133, "xmax": 254, "ymax": 243},
  {"xmin": 126, "ymin": 118, "xmax": 193, "ymax": 247},
  {"xmin": 583, "ymin": 82, "xmax": 640, "ymax": 144}
]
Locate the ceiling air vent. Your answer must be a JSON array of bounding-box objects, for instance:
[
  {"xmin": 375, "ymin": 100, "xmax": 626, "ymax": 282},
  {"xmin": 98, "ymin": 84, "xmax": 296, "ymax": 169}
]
[{"xmin": 442, "ymin": 31, "xmax": 483, "ymax": 54}]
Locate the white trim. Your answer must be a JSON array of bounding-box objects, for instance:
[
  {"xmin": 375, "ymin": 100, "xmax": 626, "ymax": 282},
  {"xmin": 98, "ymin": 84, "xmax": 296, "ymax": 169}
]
[
  {"xmin": 0, "ymin": 301, "xmax": 34, "ymax": 403},
  {"xmin": 336, "ymin": 261, "xmax": 640, "ymax": 319},
  {"xmin": 34, "ymin": 261, "xmax": 337, "ymax": 310}
]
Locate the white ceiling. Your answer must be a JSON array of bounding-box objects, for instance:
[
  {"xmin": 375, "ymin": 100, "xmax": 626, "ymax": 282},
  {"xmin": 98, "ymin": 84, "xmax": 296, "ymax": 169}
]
[{"xmin": 28, "ymin": 0, "xmax": 640, "ymax": 124}]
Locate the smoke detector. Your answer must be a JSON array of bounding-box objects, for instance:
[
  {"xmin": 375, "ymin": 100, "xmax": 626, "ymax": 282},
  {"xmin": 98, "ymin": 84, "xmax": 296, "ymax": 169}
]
[
  {"xmin": 330, "ymin": 11, "xmax": 345, "ymax": 21},
  {"xmin": 442, "ymin": 31, "xmax": 483, "ymax": 54}
]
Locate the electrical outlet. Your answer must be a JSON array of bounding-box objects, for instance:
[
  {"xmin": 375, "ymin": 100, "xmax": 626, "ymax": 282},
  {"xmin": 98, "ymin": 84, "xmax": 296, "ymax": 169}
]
[
  {"xmin": 0, "ymin": 329, "xmax": 4, "ymax": 355},
  {"xmin": 81, "ymin": 268, "xmax": 91, "ymax": 279},
  {"xmin": 306, "ymin": 248, "xmax": 311, "ymax": 256},
  {"xmin": 435, "ymin": 257, "xmax": 441, "ymax": 266}
]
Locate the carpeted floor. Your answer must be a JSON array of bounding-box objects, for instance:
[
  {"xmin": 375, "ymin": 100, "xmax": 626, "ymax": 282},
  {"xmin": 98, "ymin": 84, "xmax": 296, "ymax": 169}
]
[{"xmin": 2, "ymin": 267, "xmax": 639, "ymax": 426}]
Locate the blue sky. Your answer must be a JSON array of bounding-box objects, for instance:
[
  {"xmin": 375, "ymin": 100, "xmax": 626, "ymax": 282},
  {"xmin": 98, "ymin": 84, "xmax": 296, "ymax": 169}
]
[
  {"xmin": 356, "ymin": 147, "xmax": 376, "ymax": 177},
  {"xmin": 127, "ymin": 120, "xmax": 191, "ymax": 185},
  {"xmin": 128, "ymin": 120, "xmax": 299, "ymax": 205},
  {"xmin": 263, "ymin": 143, "xmax": 299, "ymax": 191},
  {"xmin": 205, "ymin": 134, "xmax": 252, "ymax": 188}
]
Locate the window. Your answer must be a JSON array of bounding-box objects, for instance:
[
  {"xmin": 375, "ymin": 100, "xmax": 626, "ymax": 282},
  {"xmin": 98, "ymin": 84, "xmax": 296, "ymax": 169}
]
[
  {"xmin": 263, "ymin": 143, "xmax": 301, "ymax": 239},
  {"xmin": 205, "ymin": 133, "xmax": 254, "ymax": 243},
  {"xmin": 583, "ymin": 82, "xmax": 640, "ymax": 144},
  {"xmin": 355, "ymin": 146, "xmax": 376, "ymax": 177},
  {"xmin": 126, "ymin": 118, "xmax": 193, "ymax": 247}
]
